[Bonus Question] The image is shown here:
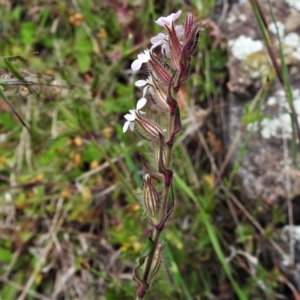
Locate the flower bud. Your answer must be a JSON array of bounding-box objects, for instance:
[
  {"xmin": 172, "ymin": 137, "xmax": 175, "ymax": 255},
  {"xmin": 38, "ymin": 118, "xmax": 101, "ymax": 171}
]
[
  {"xmin": 143, "ymin": 174, "xmax": 160, "ymax": 217},
  {"xmin": 148, "ymin": 76, "xmax": 169, "ymax": 111},
  {"xmin": 148, "ymin": 52, "xmax": 172, "ymax": 85},
  {"xmin": 135, "ymin": 114, "xmax": 165, "ymax": 142},
  {"xmin": 147, "ymin": 243, "xmax": 165, "ymax": 282},
  {"xmin": 165, "ymin": 23, "xmax": 181, "ymax": 71},
  {"xmin": 184, "ymin": 13, "xmax": 194, "ymax": 43},
  {"xmin": 182, "ymin": 23, "xmax": 199, "ymax": 59}
]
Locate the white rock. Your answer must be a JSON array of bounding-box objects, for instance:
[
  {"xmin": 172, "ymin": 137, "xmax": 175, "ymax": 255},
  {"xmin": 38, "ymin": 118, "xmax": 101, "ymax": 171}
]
[
  {"xmin": 229, "ymin": 35, "xmax": 264, "ymax": 60},
  {"xmin": 283, "ymin": 32, "xmax": 300, "ymax": 48},
  {"xmin": 268, "ymin": 21, "xmax": 285, "ymax": 38},
  {"xmin": 286, "ymin": 0, "xmax": 300, "ymax": 11}
]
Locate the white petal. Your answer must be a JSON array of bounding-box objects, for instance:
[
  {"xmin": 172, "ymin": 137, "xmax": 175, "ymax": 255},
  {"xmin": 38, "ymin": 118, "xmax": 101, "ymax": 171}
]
[
  {"xmin": 131, "ymin": 50, "xmax": 151, "ymax": 70},
  {"xmin": 171, "ymin": 10, "xmax": 182, "ymax": 22},
  {"xmin": 150, "ymin": 41, "xmax": 163, "ymax": 51},
  {"xmin": 139, "ymin": 50, "xmax": 151, "ymax": 63},
  {"xmin": 131, "ymin": 59, "xmax": 142, "ymax": 71},
  {"xmin": 136, "ymin": 97, "xmax": 147, "ymax": 110},
  {"xmin": 175, "ymin": 25, "xmax": 184, "ymax": 36},
  {"xmin": 162, "ymin": 43, "xmax": 170, "ymax": 54},
  {"xmin": 142, "ymin": 86, "xmax": 149, "ymax": 97},
  {"xmin": 148, "ymin": 86, "xmax": 154, "ymax": 96},
  {"xmin": 155, "ymin": 15, "xmax": 170, "ymax": 26},
  {"xmin": 151, "ymin": 33, "xmax": 166, "ymax": 44},
  {"xmin": 129, "ymin": 122, "xmax": 135, "ymax": 131},
  {"xmin": 155, "ymin": 17, "xmax": 168, "ymax": 27},
  {"xmin": 124, "ymin": 112, "xmax": 136, "ymax": 121},
  {"xmin": 150, "ymin": 42, "xmax": 162, "ymax": 51},
  {"xmin": 155, "ymin": 10, "xmax": 182, "ymax": 27},
  {"xmin": 135, "ymin": 80, "xmax": 147, "ymax": 87},
  {"xmin": 123, "ymin": 121, "xmax": 130, "ymax": 132}
]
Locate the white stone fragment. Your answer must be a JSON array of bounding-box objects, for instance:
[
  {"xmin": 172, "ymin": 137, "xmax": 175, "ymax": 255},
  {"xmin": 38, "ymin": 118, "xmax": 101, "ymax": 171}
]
[
  {"xmin": 227, "ymin": 15, "xmax": 237, "ymax": 24},
  {"xmin": 268, "ymin": 21, "xmax": 285, "ymax": 38},
  {"xmin": 0, "ymin": 134, "xmax": 7, "ymax": 142},
  {"xmin": 283, "ymin": 32, "xmax": 300, "ymax": 48},
  {"xmin": 286, "ymin": 0, "xmax": 300, "ymax": 11},
  {"xmin": 282, "ymin": 225, "xmax": 300, "ymax": 240},
  {"xmin": 294, "ymin": 98, "xmax": 300, "ymax": 115},
  {"xmin": 260, "ymin": 113, "xmax": 292, "ymax": 139},
  {"xmin": 292, "ymin": 48, "xmax": 300, "ymax": 60},
  {"xmin": 267, "ymin": 96, "xmax": 277, "ymax": 106},
  {"xmin": 239, "ymin": 14, "xmax": 247, "ymax": 22},
  {"xmin": 229, "ymin": 35, "xmax": 264, "ymax": 60},
  {"xmin": 4, "ymin": 192, "xmax": 12, "ymax": 202},
  {"xmin": 247, "ymin": 89, "xmax": 300, "ymax": 139}
]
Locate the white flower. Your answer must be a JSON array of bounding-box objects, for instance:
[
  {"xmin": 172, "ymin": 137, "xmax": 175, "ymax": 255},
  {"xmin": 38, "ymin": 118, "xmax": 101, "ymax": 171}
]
[
  {"xmin": 123, "ymin": 98, "xmax": 147, "ymax": 132},
  {"xmin": 135, "ymin": 79, "xmax": 149, "ymax": 88},
  {"xmin": 151, "ymin": 33, "xmax": 167, "ymax": 46},
  {"xmin": 135, "ymin": 77, "xmax": 169, "ymax": 111},
  {"xmin": 150, "ymin": 33, "xmax": 167, "ymax": 50},
  {"xmin": 155, "ymin": 10, "xmax": 182, "ymax": 27},
  {"xmin": 135, "ymin": 76, "xmax": 157, "ymax": 101},
  {"xmin": 131, "ymin": 49, "xmax": 151, "ymax": 71},
  {"xmin": 150, "ymin": 25, "xmax": 184, "ymax": 53},
  {"xmin": 135, "ymin": 78, "xmax": 152, "ymax": 97}
]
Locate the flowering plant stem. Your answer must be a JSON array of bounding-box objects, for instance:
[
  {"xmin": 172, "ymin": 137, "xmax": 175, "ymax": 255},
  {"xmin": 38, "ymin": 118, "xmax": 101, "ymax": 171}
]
[
  {"xmin": 123, "ymin": 10, "xmax": 200, "ymax": 299},
  {"xmin": 142, "ymin": 124, "xmax": 173, "ymax": 282}
]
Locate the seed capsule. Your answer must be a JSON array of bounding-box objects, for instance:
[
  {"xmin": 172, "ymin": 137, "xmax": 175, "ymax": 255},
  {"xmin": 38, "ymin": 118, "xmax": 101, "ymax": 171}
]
[
  {"xmin": 136, "ymin": 113, "xmax": 165, "ymax": 141},
  {"xmin": 148, "ymin": 243, "xmax": 165, "ymax": 282},
  {"xmin": 143, "ymin": 174, "xmax": 160, "ymax": 217}
]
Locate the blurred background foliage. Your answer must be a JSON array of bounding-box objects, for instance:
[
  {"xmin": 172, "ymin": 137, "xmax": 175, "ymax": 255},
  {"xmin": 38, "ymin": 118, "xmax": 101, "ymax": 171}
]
[{"xmin": 0, "ymin": 0, "xmax": 290, "ymax": 299}]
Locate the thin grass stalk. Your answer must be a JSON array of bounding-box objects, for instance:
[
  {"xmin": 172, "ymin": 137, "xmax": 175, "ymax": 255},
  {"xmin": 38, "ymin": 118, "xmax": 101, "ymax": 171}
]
[
  {"xmin": 266, "ymin": 0, "xmax": 300, "ymax": 166},
  {"xmin": 266, "ymin": 0, "xmax": 296, "ymax": 266},
  {"xmin": 248, "ymin": 0, "xmax": 300, "ymax": 154}
]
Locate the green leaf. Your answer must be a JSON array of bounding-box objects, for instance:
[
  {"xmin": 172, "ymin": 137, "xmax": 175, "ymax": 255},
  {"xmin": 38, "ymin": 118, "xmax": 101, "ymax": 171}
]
[
  {"xmin": 242, "ymin": 104, "xmax": 265, "ymax": 125},
  {"xmin": 82, "ymin": 143, "xmax": 102, "ymax": 162},
  {"xmin": 75, "ymin": 53, "xmax": 91, "ymax": 73},
  {"xmin": 75, "ymin": 39, "xmax": 94, "ymax": 53},
  {"xmin": 0, "ymin": 247, "xmax": 13, "ymax": 263},
  {"xmin": 21, "ymin": 22, "xmax": 36, "ymax": 46},
  {"xmin": 56, "ymin": 102, "xmax": 79, "ymax": 129},
  {"xmin": 0, "ymin": 270, "xmax": 24, "ymax": 299},
  {"xmin": 12, "ymin": 5, "xmax": 22, "ymax": 21},
  {"xmin": 74, "ymin": 27, "xmax": 93, "ymax": 53},
  {"xmin": 0, "ymin": 113, "xmax": 16, "ymax": 129},
  {"xmin": 1, "ymin": 283, "xmax": 18, "ymax": 300},
  {"xmin": 4, "ymin": 58, "xmax": 25, "ymax": 80},
  {"xmin": 235, "ymin": 224, "xmax": 253, "ymax": 243}
]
